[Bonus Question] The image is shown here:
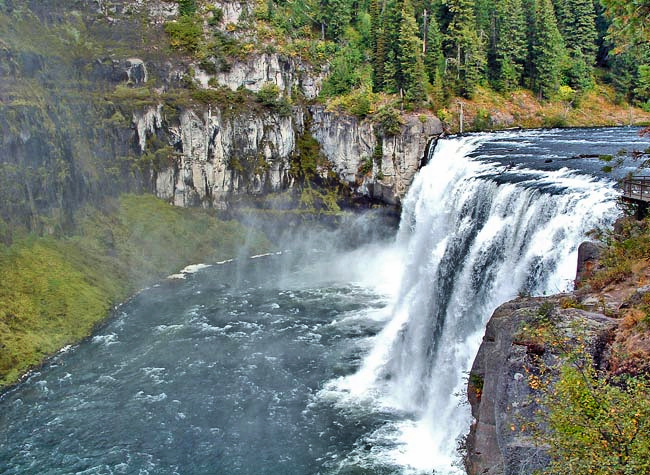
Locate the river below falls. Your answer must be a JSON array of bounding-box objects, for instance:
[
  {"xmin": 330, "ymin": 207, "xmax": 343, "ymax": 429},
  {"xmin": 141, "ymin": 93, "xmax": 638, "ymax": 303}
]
[
  {"xmin": 1, "ymin": 128, "xmax": 649, "ymax": 474},
  {"xmin": 0, "ymin": 247, "xmax": 409, "ymax": 474}
]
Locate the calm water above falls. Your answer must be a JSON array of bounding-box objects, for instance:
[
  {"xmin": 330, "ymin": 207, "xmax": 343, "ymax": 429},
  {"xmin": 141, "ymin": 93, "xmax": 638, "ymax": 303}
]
[{"xmin": 1, "ymin": 128, "xmax": 647, "ymax": 474}]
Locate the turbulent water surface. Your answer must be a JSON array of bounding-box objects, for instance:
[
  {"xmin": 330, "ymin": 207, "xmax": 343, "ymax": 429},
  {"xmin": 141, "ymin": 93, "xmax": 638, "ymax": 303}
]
[{"xmin": 1, "ymin": 128, "xmax": 647, "ymax": 474}]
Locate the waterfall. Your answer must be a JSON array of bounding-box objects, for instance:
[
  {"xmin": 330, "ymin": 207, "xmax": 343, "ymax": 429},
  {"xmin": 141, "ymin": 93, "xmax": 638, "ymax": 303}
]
[{"xmin": 325, "ymin": 134, "xmax": 618, "ymax": 474}]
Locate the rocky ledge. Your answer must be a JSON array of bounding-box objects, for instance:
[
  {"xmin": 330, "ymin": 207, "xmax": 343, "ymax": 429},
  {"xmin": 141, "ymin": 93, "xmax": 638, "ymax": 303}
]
[
  {"xmin": 465, "ymin": 238, "xmax": 650, "ymax": 474},
  {"xmin": 464, "ymin": 295, "xmax": 616, "ymax": 474}
]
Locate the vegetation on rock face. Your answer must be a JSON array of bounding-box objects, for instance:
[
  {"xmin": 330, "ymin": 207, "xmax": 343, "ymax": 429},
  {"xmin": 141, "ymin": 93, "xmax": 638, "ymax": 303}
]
[
  {"xmin": 0, "ymin": 194, "xmax": 270, "ymax": 389},
  {"xmin": 520, "ymin": 215, "xmax": 650, "ymax": 474},
  {"xmin": 542, "ymin": 361, "xmax": 650, "ymax": 474}
]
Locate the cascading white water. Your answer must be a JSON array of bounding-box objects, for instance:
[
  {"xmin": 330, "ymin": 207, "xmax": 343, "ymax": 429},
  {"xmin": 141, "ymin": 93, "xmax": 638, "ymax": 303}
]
[{"xmin": 323, "ymin": 134, "xmax": 619, "ymax": 474}]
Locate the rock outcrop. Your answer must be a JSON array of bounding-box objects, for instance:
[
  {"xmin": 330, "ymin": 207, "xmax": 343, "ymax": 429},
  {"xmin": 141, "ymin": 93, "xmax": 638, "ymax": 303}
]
[
  {"xmin": 153, "ymin": 107, "xmax": 302, "ymax": 208},
  {"xmin": 575, "ymin": 241, "xmax": 603, "ymax": 284},
  {"xmin": 310, "ymin": 107, "xmax": 442, "ymax": 205},
  {"xmin": 465, "ymin": 296, "xmax": 617, "ymax": 475},
  {"xmin": 134, "ymin": 101, "xmax": 442, "ymax": 209},
  {"xmin": 195, "ymin": 54, "xmax": 325, "ymax": 100}
]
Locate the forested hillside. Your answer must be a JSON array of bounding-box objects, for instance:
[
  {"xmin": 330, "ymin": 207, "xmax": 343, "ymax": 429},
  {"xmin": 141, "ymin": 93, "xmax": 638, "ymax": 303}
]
[{"xmin": 232, "ymin": 0, "xmax": 648, "ymax": 109}]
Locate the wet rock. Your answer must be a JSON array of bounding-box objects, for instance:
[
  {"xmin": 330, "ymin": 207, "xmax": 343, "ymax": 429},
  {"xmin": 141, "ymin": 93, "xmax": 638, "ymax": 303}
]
[{"xmin": 575, "ymin": 241, "xmax": 603, "ymax": 284}]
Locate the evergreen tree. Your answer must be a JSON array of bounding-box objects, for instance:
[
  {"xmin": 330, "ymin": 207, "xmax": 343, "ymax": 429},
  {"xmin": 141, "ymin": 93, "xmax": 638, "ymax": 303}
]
[
  {"xmin": 320, "ymin": 0, "xmax": 353, "ymax": 40},
  {"xmin": 383, "ymin": 49, "xmax": 400, "ymax": 93},
  {"xmin": 370, "ymin": 0, "xmax": 386, "ymax": 91},
  {"xmin": 398, "ymin": 0, "xmax": 428, "ymax": 104},
  {"xmin": 551, "ymin": 0, "xmax": 569, "ymax": 34},
  {"xmin": 563, "ymin": 49, "xmax": 593, "ymax": 90},
  {"xmin": 531, "ymin": 0, "xmax": 565, "ymax": 99},
  {"xmin": 601, "ymin": 0, "xmax": 650, "ymax": 51},
  {"xmin": 494, "ymin": 0, "xmax": 527, "ymax": 91},
  {"xmin": 443, "ymin": 0, "xmax": 486, "ymax": 96},
  {"xmin": 561, "ymin": 0, "xmax": 598, "ymax": 57},
  {"xmin": 522, "ymin": 0, "xmax": 539, "ymax": 85},
  {"xmin": 552, "ymin": 0, "xmax": 597, "ymax": 90},
  {"xmin": 382, "ymin": 0, "xmax": 405, "ymax": 93},
  {"xmin": 425, "ymin": 13, "xmax": 445, "ymax": 83},
  {"xmin": 474, "ymin": 0, "xmax": 495, "ymax": 46}
]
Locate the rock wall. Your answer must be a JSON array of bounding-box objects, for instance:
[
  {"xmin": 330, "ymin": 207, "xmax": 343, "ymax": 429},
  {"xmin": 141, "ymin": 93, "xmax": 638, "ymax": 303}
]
[
  {"xmin": 137, "ymin": 102, "xmax": 442, "ymax": 209},
  {"xmin": 151, "ymin": 107, "xmax": 302, "ymax": 208},
  {"xmin": 310, "ymin": 107, "xmax": 443, "ymax": 205},
  {"xmin": 195, "ymin": 54, "xmax": 325, "ymax": 100},
  {"xmin": 465, "ymin": 295, "xmax": 617, "ymax": 474}
]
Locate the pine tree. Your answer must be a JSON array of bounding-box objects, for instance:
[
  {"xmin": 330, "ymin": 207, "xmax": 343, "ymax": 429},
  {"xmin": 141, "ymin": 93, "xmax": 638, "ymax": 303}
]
[
  {"xmin": 557, "ymin": 0, "xmax": 597, "ymax": 58},
  {"xmin": 370, "ymin": 0, "xmax": 386, "ymax": 91},
  {"xmin": 398, "ymin": 0, "xmax": 428, "ymax": 104},
  {"xmin": 551, "ymin": 0, "xmax": 597, "ymax": 89},
  {"xmin": 601, "ymin": 0, "xmax": 650, "ymax": 51},
  {"xmin": 552, "ymin": 0, "xmax": 569, "ymax": 33},
  {"xmin": 522, "ymin": 0, "xmax": 539, "ymax": 85},
  {"xmin": 425, "ymin": 13, "xmax": 444, "ymax": 83},
  {"xmin": 320, "ymin": 0, "xmax": 353, "ymax": 41},
  {"xmin": 443, "ymin": 0, "xmax": 486, "ymax": 96},
  {"xmin": 474, "ymin": 0, "xmax": 495, "ymax": 45},
  {"xmin": 531, "ymin": 0, "xmax": 565, "ymax": 99},
  {"xmin": 383, "ymin": 49, "xmax": 400, "ymax": 93},
  {"xmin": 494, "ymin": 0, "xmax": 527, "ymax": 91},
  {"xmin": 382, "ymin": 0, "xmax": 405, "ymax": 93}
]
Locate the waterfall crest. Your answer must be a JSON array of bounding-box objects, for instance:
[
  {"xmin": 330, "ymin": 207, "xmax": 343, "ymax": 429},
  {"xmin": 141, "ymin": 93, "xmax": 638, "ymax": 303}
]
[{"xmin": 326, "ymin": 135, "xmax": 618, "ymax": 473}]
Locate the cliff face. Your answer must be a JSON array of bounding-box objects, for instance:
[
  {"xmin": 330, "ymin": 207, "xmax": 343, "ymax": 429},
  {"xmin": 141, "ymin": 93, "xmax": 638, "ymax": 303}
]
[
  {"xmin": 145, "ymin": 103, "xmax": 442, "ymax": 210},
  {"xmin": 0, "ymin": 0, "xmax": 442, "ymax": 235},
  {"xmin": 465, "ymin": 296, "xmax": 617, "ymax": 474},
  {"xmin": 310, "ymin": 108, "xmax": 441, "ymax": 205},
  {"xmin": 151, "ymin": 106, "xmax": 302, "ymax": 208}
]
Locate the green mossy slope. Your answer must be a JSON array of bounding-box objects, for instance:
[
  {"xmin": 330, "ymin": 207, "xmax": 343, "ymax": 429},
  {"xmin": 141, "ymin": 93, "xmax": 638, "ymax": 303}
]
[{"xmin": 0, "ymin": 194, "xmax": 270, "ymax": 388}]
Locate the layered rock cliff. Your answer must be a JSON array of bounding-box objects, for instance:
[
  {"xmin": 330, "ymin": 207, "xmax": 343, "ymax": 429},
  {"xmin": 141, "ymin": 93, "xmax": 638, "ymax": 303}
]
[{"xmin": 0, "ymin": 0, "xmax": 442, "ymax": 236}]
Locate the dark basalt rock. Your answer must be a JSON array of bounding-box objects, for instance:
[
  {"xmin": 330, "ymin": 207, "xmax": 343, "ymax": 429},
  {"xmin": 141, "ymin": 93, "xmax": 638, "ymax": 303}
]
[
  {"xmin": 465, "ymin": 296, "xmax": 617, "ymax": 475},
  {"xmin": 575, "ymin": 241, "xmax": 603, "ymax": 285}
]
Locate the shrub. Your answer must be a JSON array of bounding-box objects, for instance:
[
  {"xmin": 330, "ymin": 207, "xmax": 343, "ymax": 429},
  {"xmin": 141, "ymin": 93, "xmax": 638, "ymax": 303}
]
[
  {"xmin": 198, "ymin": 58, "xmax": 218, "ymax": 75},
  {"xmin": 374, "ymin": 106, "xmax": 404, "ymax": 137},
  {"xmin": 256, "ymin": 83, "xmax": 292, "ymax": 116},
  {"xmin": 540, "ymin": 364, "xmax": 650, "ymax": 475},
  {"xmin": 164, "ymin": 16, "xmax": 202, "ymax": 53},
  {"xmin": 359, "ymin": 157, "xmax": 373, "ymax": 175},
  {"xmin": 326, "ymin": 88, "xmax": 375, "ymax": 118},
  {"xmin": 472, "ymin": 108, "xmax": 491, "ymax": 131},
  {"xmin": 256, "ymin": 83, "xmax": 281, "ymax": 107},
  {"xmin": 207, "ymin": 6, "xmax": 224, "ymax": 25},
  {"xmin": 177, "ymin": 0, "xmax": 197, "ymax": 17}
]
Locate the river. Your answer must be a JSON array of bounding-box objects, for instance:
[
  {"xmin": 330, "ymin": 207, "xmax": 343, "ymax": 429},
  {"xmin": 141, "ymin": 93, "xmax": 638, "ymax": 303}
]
[{"xmin": 1, "ymin": 128, "xmax": 647, "ymax": 474}]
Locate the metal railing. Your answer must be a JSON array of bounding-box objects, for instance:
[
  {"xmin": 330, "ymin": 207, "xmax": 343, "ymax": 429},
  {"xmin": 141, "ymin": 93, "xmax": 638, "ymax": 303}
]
[{"xmin": 622, "ymin": 176, "xmax": 650, "ymax": 202}]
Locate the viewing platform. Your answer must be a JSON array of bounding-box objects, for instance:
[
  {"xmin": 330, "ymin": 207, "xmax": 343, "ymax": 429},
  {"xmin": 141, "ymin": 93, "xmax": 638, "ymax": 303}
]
[{"xmin": 622, "ymin": 176, "xmax": 650, "ymax": 219}]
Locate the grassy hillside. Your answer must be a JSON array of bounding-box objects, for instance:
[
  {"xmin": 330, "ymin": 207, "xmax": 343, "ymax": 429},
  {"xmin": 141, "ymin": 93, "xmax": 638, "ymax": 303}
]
[
  {"xmin": 441, "ymin": 85, "xmax": 650, "ymax": 132},
  {"xmin": 0, "ymin": 194, "xmax": 270, "ymax": 388}
]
